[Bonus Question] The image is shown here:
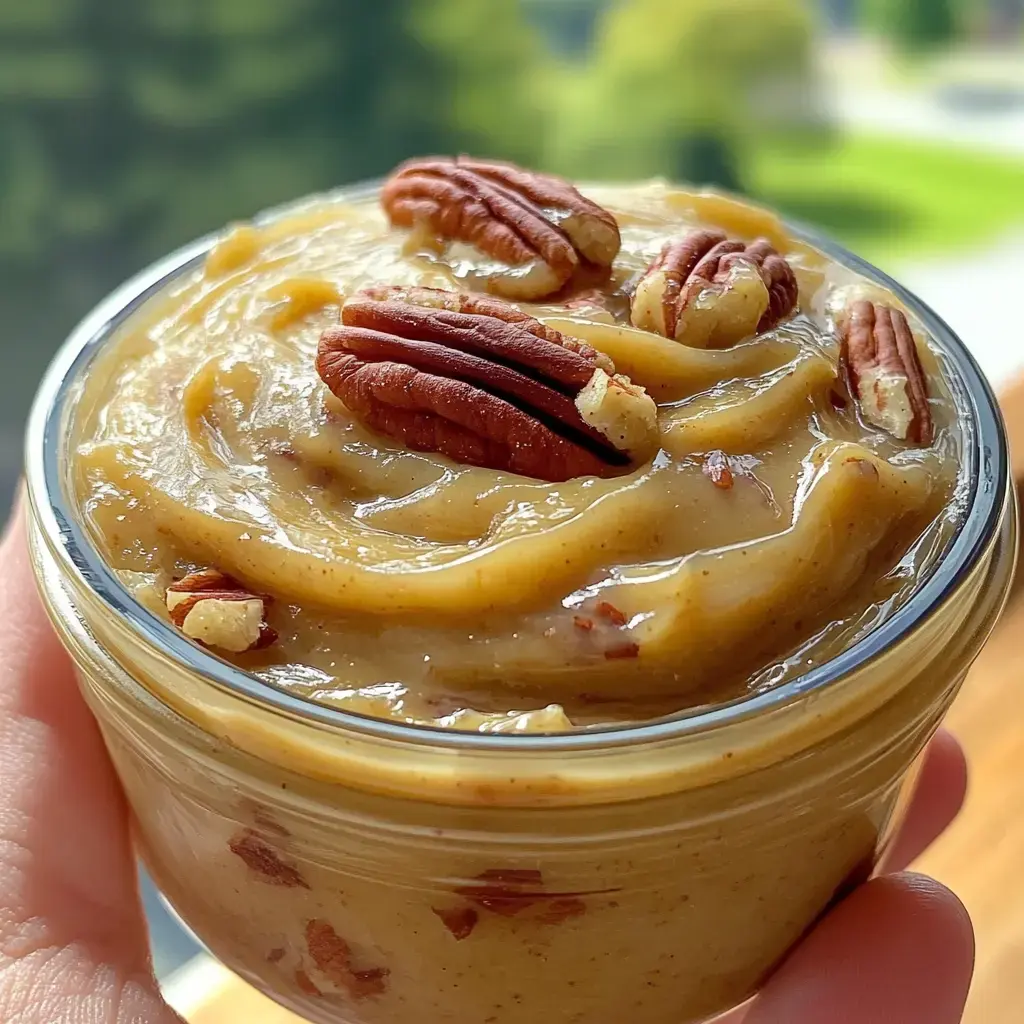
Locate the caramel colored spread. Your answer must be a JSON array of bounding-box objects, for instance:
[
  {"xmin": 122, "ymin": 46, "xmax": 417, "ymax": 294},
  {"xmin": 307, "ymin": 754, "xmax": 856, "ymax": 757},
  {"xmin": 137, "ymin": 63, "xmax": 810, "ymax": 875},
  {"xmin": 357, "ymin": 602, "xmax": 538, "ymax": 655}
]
[{"xmin": 72, "ymin": 181, "xmax": 960, "ymax": 732}]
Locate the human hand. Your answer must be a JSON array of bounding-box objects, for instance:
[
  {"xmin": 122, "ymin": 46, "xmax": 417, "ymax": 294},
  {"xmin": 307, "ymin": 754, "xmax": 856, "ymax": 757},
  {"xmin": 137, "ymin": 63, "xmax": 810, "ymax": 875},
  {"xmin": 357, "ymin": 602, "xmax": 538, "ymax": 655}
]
[
  {"xmin": 0, "ymin": 500, "xmax": 972, "ymax": 1024},
  {"xmin": 0, "ymin": 501, "xmax": 181, "ymax": 1022},
  {"xmin": 731, "ymin": 728, "xmax": 972, "ymax": 1023}
]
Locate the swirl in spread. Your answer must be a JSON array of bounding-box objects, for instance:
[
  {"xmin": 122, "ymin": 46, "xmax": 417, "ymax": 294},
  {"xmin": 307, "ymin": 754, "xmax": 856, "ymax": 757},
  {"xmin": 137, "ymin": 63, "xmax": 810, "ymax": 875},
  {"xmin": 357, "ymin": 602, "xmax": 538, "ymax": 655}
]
[{"xmin": 73, "ymin": 181, "xmax": 960, "ymax": 732}]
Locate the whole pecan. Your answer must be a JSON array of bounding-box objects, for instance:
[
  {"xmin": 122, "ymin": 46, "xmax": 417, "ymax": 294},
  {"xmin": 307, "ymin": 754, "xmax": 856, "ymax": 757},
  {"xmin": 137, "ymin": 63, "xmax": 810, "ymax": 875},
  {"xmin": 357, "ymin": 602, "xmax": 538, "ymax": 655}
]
[
  {"xmin": 357, "ymin": 285, "xmax": 615, "ymax": 371},
  {"xmin": 630, "ymin": 229, "xmax": 798, "ymax": 347},
  {"xmin": 317, "ymin": 287, "xmax": 659, "ymax": 482},
  {"xmin": 166, "ymin": 568, "xmax": 277, "ymax": 653},
  {"xmin": 381, "ymin": 157, "xmax": 621, "ymax": 301},
  {"xmin": 839, "ymin": 300, "xmax": 933, "ymax": 446}
]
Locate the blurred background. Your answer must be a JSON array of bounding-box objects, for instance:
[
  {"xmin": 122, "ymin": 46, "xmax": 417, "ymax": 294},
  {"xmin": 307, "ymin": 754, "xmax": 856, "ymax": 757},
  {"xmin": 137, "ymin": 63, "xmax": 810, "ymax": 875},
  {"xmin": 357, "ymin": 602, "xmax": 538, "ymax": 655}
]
[
  {"xmin": 2, "ymin": 0, "xmax": 1023, "ymax": 1019},
  {"xmin": 3, "ymin": 0, "xmax": 1024, "ymax": 514}
]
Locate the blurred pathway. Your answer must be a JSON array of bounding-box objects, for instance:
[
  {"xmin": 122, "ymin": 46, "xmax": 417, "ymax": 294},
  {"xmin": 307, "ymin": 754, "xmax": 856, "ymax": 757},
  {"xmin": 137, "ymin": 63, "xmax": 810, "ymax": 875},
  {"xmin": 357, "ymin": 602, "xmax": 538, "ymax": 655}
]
[
  {"xmin": 825, "ymin": 40, "xmax": 1024, "ymax": 159},
  {"xmin": 897, "ymin": 232, "xmax": 1024, "ymax": 389},
  {"xmin": 821, "ymin": 41, "xmax": 1024, "ymax": 388},
  {"xmin": 833, "ymin": 84, "xmax": 1024, "ymax": 158}
]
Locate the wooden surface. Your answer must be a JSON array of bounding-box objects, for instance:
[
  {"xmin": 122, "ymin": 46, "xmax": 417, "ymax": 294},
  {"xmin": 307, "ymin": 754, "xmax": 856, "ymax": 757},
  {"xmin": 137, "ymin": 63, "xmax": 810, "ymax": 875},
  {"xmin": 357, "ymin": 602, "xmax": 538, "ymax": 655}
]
[
  {"xmin": 174, "ymin": 382, "xmax": 1024, "ymax": 1024},
  {"xmin": 914, "ymin": 372, "xmax": 1024, "ymax": 1024}
]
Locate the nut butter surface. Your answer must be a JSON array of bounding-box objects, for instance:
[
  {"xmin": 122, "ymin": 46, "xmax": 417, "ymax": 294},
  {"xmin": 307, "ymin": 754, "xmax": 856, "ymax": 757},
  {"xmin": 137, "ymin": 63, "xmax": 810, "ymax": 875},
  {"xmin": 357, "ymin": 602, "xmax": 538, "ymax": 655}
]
[{"xmin": 72, "ymin": 160, "xmax": 961, "ymax": 732}]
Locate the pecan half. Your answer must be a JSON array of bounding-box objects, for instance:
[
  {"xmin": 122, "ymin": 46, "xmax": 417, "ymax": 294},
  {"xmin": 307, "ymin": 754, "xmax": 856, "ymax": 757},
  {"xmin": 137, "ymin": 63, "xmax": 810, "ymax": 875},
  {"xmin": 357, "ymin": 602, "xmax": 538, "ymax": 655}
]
[
  {"xmin": 631, "ymin": 230, "xmax": 798, "ymax": 347},
  {"xmin": 317, "ymin": 288, "xmax": 658, "ymax": 482},
  {"xmin": 166, "ymin": 569, "xmax": 277, "ymax": 653},
  {"xmin": 839, "ymin": 300, "xmax": 933, "ymax": 446},
  {"xmin": 381, "ymin": 157, "xmax": 621, "ymax": 301}
]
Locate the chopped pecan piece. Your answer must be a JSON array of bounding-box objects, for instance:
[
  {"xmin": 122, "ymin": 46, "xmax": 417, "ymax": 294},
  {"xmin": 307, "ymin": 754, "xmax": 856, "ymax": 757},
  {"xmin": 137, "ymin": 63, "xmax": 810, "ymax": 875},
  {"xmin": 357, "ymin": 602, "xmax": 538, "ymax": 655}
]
[
  {"xmin": 700, "ymin": 452, "xmax": 780, "ymax": 512},
  {"xmin": 252, "ymin": 805, "xmax": 290, "ymax": 837},
  {"xmin": 596, "ymin": 600, "xmax": 628, "ymax": 627},
  {"xmin": 703, "ymin": 450, "xmax": 735, "ymax": 490},
  {"xmin": 228, "ymin": 829, "xmax": 309, "ymax": 889},
  {"xmin": 839, "ymin": 300, "xmax": 933, "ymax": 446},
  {"xmin": 166, "ymin": 569, "xmax": 277, "ymax": 654},
  {"xmin": 318, "ymin": 288, "xmax": 658, "ymax": 482},
  {"xmin": 456, "ymin": 869, "xmax": 545, "ymax": 917},
  {"xmin": 631, "ymin": 230, "xmax": 798, "ymax": 347},
  {"xmin": 295, "ymin": 969, "xmax": 322, "ymax": 997},
  {"xmin": 432, "ymin": 906, "xmax": 479, "ymax": 941},
  {"xmin": 604, "ymin": 642, "xmax": 641, "ymax": 660},
  {"xmin": 537, "ymin": 897, "xmax": 588, "ymax": 925},
  {"xmin": 456, "ymin": 869, "xmax": 616, "ymax": 919},
  {"xmin": 305, "ymin": 920, "xmax": 389, "ymax": 1000},
  {"xmin": 381, "ymin": 157, "xmax": 621, "ymax": 300}
]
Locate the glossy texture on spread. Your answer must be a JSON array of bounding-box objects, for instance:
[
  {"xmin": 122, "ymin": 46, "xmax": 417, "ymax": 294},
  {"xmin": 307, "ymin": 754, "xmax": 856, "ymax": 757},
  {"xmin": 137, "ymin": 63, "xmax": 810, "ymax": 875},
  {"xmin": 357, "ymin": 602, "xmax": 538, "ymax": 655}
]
[
  {"xmin": 72, "ymin": 183, "xmax": 961, "ymax": 731},
  {"xmin": 34, "ymin": 179, "xmax": 1012, "ymax": 1024}
]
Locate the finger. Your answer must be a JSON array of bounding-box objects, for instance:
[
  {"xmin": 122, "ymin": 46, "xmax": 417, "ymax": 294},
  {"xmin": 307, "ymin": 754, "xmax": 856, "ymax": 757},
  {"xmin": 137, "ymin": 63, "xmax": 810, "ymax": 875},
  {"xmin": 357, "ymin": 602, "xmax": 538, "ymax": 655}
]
[
  {"xmin": 0, "ymin": 498, "xmax": 180, "ymax": 1021},
  {"xmin": 746, "ymin": 873, "xmax": 974, "ymax": 1024},
  {"xmin": 0, "ymin": 497, "xmax": 142, "ymax": 956},
  {"xmin": 884, "ymin": 729, "xmax": 967, "ymax": 872},
  {"xmin": 703, "ymin": 731, "xmax": 969, "ymax": 1024}
]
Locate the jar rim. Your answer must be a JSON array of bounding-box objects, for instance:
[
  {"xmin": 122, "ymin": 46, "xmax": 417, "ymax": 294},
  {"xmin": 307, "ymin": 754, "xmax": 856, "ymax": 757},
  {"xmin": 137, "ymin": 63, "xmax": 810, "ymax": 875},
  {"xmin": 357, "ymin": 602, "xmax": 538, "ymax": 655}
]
[{"xmin": 25, "ymin": 181, "xmax": 1009, "ymax": 753}]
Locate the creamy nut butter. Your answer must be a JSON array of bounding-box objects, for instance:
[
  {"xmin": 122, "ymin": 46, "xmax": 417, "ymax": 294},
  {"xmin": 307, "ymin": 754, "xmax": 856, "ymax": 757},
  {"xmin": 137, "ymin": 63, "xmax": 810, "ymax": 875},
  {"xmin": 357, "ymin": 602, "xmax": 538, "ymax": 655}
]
[
  {"xmin": 72, "ymin": 171, "xmax": 959, "ymax": 733},
  {"xmin": 31, "ymin": 161, "xmax": 1014, "ymax": 1024}
]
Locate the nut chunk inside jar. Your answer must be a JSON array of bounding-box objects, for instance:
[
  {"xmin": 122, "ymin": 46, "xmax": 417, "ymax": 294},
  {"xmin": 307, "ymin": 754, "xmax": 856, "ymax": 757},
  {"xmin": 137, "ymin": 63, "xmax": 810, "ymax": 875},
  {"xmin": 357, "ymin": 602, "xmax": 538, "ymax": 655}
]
[{"xmin": 72, "ymin": 159, "xmax": 961, "ymax": 733}]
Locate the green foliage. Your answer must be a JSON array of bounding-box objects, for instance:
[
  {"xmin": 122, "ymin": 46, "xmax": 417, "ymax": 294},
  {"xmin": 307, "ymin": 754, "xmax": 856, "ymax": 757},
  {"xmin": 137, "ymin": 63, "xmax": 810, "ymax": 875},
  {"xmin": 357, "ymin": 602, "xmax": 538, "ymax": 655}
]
[
  {"xmin": 409, "ymin": 0, "xmax": 548, "ymax": 164},
  {"xmin": 548, "ymin": 0, "xmax": 816, "ymax": 187},
  {"xmin": 1, "ymin": 0, "xmax": 1021, "ymax": 474},
  {"xmin": 0, "ymin": 0, "xmax": 546, "ymax": 397},
  {"xmin": 521, "ymin": 0, "xmax": 610, "ymax": 56},
  {"xmin": 749, "ymin": 134, "xmax": 1024, "ymax": 265},
  {"xmin": 665, "ymin": 132, "xmax": 744, "ymax": 193},
  {"xmin": 860, "ymin": 0, "xmax": 959, "ymax": 51}
]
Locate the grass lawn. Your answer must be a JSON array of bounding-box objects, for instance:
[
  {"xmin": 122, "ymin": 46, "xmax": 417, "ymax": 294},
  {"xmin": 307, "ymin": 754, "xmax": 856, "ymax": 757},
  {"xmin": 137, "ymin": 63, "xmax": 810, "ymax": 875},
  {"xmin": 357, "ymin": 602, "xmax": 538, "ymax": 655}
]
[{"xmin": 748, "ymin": 133, "xmax": 1024, "ymax": 267}]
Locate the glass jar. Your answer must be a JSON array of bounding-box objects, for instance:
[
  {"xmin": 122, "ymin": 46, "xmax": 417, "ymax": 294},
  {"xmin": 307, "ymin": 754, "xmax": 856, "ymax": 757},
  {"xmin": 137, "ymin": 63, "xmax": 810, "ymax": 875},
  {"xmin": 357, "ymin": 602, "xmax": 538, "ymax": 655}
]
[{"xmin": 25, "ymin": 197, "xmax": 1016, "ymax": 1024}]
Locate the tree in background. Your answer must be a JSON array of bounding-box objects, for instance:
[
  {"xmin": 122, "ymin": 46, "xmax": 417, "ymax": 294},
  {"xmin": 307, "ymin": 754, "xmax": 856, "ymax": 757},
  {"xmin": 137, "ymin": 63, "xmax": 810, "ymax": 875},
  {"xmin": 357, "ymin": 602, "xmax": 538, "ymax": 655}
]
[
  {"xmin": 521, "ymin": 0, "xmax": 612, "ymax": 56},
  {"xmin": 957, "ymin": 0, "xmax": 1024, "ymax": 39},
  {"xmin": 860, "ymin": 0, "xmax": 958, "ymax": 51},
  {"xmin": 0, "ymin": 0, "xmax": 545, "ymax": 405},
  {"xmin": 548, "ymin": 0, "xmax": 816, "ymax": 189},
  {"xmin": 132, "ymin": 0, "xmax": 545, "ymax": 249},
  {"xmin": 409, "ymin": 0, "xmax": 548, "ymax": 166}
]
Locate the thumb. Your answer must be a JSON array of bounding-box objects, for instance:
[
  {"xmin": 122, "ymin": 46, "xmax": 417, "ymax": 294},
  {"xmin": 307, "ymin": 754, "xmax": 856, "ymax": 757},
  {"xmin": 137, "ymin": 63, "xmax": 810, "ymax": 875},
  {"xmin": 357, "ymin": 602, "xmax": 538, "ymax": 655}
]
[
  {"xmin": 746, "ymin": 873, "xmax": 974, "ymax": 1024},
  {"xmin": 0, "ymin": 496, "xmax": 180, "ymax": 1022}
]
